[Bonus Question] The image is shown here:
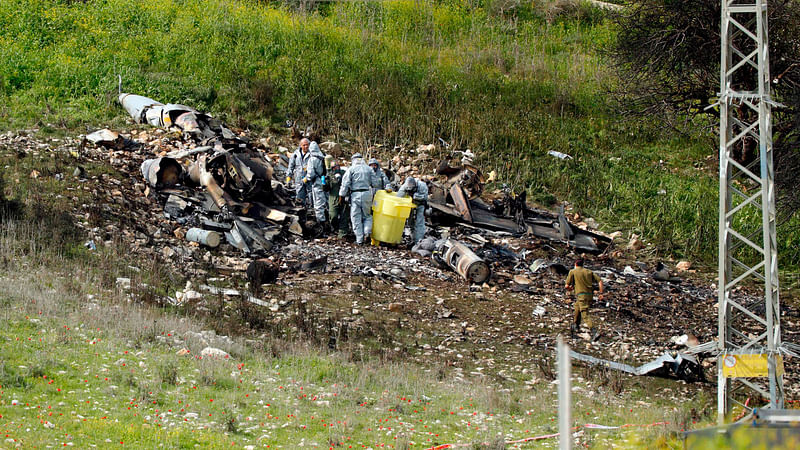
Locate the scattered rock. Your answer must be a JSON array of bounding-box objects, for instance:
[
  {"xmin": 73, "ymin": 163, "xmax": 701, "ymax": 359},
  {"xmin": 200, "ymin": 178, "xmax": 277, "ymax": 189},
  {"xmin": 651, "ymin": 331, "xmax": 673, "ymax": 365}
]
[
  {"xmin": 416, "ymin": 143, "xmax": 435, "ymax": 153},
  {"xmin": 628, "ymin": 234, "xmax": 644, "ymax": 251},
  {"xmin": 299, "ymin": 256, "xmax": 327, "ymax": 272},
  {"xmin": 388, "ymin": 303, "xmax": 403, "ymax": 313},
  {"xmin": 670, "ymin": 333, "xmax": 700, "ymax": 348},
  {"xmin": 513, "ymin": 275, "xmax": 532, "ymax": 285},
  {"xmin": 175, "ymin": 290, "xmax": 203, "ymax": 304},
  {"xmin": 247, "ymin": 259, "xmax": 279, "ymax": 285},
  {"xmin": 200, "ymin": 347, "xmax": 230, "ymax": 359},
  {"xmin": 319, "ymin": 141, "xmax": 342, "ymax": 156},
  {"xmin": 115, "ymin": 277, "xmax": 131, "ymax": 290},
  {"xmin": 623, "ymin": 266, "xmax": 638, "ymax": 276},
  {"xmin": 676, "ymin": 261, "xmax": 692, "ymax": 272}
]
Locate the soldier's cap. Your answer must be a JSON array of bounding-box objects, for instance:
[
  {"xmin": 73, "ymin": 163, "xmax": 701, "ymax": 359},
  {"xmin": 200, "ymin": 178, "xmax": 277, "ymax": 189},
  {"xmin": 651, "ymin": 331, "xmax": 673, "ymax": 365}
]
[
  {"xmin": 368, "ymin": 158, "xmax": 379, "ymax": 166},
  {"xmin": 351, "ymin": 153, "xmax": 362, "ymax": 160}
]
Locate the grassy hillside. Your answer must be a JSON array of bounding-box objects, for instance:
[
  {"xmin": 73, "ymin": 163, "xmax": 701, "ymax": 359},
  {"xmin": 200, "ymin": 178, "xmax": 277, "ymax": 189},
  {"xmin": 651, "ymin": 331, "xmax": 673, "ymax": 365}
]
[
  {"xmin": 0, "ymin": 270, "xmax": 700, "ymax": 448},
  {"xmin": 0, "ymin": 0, "xmax": 798, "ymax": 270}
]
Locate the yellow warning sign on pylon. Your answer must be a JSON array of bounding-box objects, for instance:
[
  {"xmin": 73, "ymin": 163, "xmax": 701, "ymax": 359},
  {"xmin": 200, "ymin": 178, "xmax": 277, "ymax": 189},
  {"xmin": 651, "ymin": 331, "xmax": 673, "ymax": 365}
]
[{"xmin": 722, "ymin": 354, "xmax": 784, "ymax": 378}]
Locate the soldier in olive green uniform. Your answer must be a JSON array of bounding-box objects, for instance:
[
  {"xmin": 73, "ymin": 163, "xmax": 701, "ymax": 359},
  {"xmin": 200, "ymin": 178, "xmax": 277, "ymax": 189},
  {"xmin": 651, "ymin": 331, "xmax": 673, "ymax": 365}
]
[
  {"xmin": 565, "ymin": 258, "xmax": 604, "ymax": 341},
  {"xmin": 325, "ymin": 159, "xmax": 350, "ymax": 238}
]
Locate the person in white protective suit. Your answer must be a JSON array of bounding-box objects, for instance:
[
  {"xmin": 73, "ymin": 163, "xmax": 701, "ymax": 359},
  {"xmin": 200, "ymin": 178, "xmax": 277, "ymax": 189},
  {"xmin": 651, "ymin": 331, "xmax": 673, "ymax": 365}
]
[
  {"xmin": 304, "ymin": 141, "xmax": 328, "ymax": 228},
  {"xmin": 286, "ymin": 138, "xmax": 312, "ymax": 205},
  {"xmin": 339, "ymin": 153, "xmax": 382, "ymax": 245},
  {"xmin": 368, "ymin": 158, "xmax": 391, "ymax": 195}
]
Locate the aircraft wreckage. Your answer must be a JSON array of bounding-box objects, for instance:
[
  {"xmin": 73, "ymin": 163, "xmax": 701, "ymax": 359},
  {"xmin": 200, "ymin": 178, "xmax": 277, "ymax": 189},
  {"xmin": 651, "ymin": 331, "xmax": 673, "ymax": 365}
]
[{"xmin": 114, "ymin": 93, "xmax": 611, "ymax": 283}]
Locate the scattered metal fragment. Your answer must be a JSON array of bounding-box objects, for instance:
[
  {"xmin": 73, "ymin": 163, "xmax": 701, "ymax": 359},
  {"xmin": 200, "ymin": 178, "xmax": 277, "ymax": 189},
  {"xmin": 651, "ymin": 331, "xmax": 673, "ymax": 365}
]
[
  {"xmin": 433, "ymin": 239, "xmax": 491, "ymax": 284},
  {"xmin": 653, "ymin": 262, "xmax": 682, "ymax": 282},
  {"xmin": 86, "ymin": 129, "xmax": 120, "ymax": 147},
  {"xmin": 233, "ymin": 219, "xmax": 273, "ymax": 252},
  {"xmin": 141, "ymin": 158, "xmax": 183, "ymax": 189},
  {"xmin": 200, "ymin": 219, "xmax": 232, "ymax": 232},
  {"xmin": 164, "ymin": 194, "xmax": 189, "ymax": 217},
  {"xmin": 449, "ymin": 183, "xmax": 473, "ymax": 222},
  {"xmin": 557, "ymin": 206, "xmax": 574, "ymax": 240},
  {"xmin": 570, "ymin": 350, "xmax": 705, "ymax": 382},
  {"xmin": 186, "ymin": 155, "xmax": 235, "ymax": 210},
  {"xmin": 548, "ymin": 150, "xmax": 572, "ymax": 160},
  {"xmin": 530, "ymin": 258, "xmax": 549, "ymax": 273},
  {"xmin": 225, "ymin": 226, "xmax": 250, "ymax": 253},
  {"xmin": 547, "ymin": 264, "xmax": 569, "ymax": 276},
  {"xmin": 403, "ymin": 285, "xmax": 427, "ymax": 291},
  {"xmin": 185, "ymin": 228, "xmax": 221, "ymax": 248}
]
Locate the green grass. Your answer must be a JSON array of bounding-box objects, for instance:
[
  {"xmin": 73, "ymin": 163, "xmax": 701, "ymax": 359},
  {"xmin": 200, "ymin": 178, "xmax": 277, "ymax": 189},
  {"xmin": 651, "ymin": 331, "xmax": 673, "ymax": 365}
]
[
  {"xmin": 0, "ymin": 0, "xmax": 797, "ymax": 268},
  {"xmin": 0, "ymin": 285, "xmax": 711, "ymax": 448}
]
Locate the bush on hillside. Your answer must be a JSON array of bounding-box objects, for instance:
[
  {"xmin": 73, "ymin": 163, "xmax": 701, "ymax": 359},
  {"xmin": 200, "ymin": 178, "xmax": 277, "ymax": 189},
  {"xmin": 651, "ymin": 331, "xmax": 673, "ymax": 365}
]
[{"xmin": 611, "ymin": 0, "xmax": 800, "ymax": 214}]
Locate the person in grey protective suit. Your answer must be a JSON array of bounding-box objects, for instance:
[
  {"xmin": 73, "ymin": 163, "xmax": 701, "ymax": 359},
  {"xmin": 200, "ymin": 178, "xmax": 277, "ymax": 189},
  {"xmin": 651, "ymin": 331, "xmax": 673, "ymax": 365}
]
[
  {"xmin": 368, "ymin": 158, "xmax": 392, "ymax": 194},
  {"xmin": 304, "ymin": 141, "xmax": 328, "ymax": 226},
  {"xmin": 396, "ymin": 176, "xmax": 428, "ymax": 244},
  {"xmin": 339, "ymin": 153, "xmax": 381, "ymax": 245},
  {"xmin": 286, "ymin": 138, "xmax": 311, "ymax": 205}
]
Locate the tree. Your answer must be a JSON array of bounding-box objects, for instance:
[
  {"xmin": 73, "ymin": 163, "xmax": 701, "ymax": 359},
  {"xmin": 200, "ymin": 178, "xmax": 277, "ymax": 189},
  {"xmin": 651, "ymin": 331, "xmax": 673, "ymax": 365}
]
[{"xmin": 610, "ymin": 0, "xmax": 800, "ymax": 211}]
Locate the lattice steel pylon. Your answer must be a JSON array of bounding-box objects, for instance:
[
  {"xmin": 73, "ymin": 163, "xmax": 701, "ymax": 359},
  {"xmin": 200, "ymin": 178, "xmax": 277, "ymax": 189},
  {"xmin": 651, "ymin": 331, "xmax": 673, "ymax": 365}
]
[{"xmin": 718, "ymin": 0, "xmax": 783, "ymax": 424}]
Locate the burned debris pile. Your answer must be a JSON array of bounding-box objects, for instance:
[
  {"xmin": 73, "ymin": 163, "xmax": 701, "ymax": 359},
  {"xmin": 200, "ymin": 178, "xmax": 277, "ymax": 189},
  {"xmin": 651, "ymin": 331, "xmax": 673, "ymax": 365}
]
[
  {"xmin": 428, "ymin": 159, "xmax": 611, "ymax": 255},
  {"xmin": 119, "ymin": 92, "xmax": 309, "ymax": 256},
  {"xmin": 109, "ymin": 93, "xmax": 612, "ymax": 286}
]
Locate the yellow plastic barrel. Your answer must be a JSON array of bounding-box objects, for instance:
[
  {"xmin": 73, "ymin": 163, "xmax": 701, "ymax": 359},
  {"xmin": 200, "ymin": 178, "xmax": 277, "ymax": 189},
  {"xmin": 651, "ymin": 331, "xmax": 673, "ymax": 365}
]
[{"xmin": 371, "ymin": 190, "xmax": 415, "ymax": 245}]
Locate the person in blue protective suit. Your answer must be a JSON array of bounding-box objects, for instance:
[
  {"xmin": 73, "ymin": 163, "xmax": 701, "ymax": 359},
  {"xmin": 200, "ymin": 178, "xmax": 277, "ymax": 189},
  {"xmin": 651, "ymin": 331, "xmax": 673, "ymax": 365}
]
[
  {"xmin": 339, "ymin": 153, "xmax": 381, "ymax": 245},
  {"xmin": 286, "ymin": 138, "xmax": 311, "ymax": 205},
  {"xmin": 396, "ymin": 176, "xmax": 428, "ymax": 244},
  {"xmin": 368, "ymin": 158, "xmax": 392, "ymax": 195},
  {"xmin": 303, "ymin": 141, "xmax": 328, "ymax": 228}
]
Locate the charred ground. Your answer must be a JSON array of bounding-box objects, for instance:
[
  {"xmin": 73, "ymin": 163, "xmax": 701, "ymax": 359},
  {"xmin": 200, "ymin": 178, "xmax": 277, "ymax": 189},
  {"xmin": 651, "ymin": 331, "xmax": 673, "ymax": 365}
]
[{"xmin": 2, "ymin": 127, "xmax": 797, "ymax": 419}]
